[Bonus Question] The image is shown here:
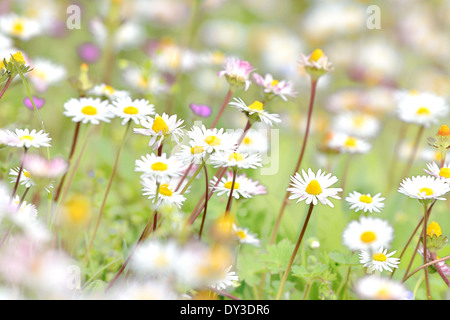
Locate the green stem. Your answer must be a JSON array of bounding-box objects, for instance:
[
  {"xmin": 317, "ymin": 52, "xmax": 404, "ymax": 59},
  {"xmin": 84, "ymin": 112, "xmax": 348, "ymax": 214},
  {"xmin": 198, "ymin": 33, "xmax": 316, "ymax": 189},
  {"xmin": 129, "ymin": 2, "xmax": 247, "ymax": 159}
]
[
  {"xmin": 0, "ymin": 75, "xmax": 13, "ymax": 100},
  {"xmin": 270, "ymin": 78, "xmax": 318, "ymax": 245},
  {"xmin": 401, "ymin": 125, "xmax": 424, "ymax": 180},
  {"xmin": 54, "ymin": 122, "xmax": 82, "ymax": 202},
  {"xmin": 180, "ymin": 161, "xmax": 205, "ymax": 195},
  {"xmin": 276, "ymin": 203, "xmax": 315, "ymax": 300},
  {"xmin": 84, "ymin": 122, "xmax": 131, "ymax": 267},
  {"xmin": 10, "ymin": 147, "xmax": 28, "ymax": 202},
  {"xmin": 422, "ymin": 203, "xmax": 431, "ymax": 300},
  {"xmin": 198, "ymin": 162, "xmax": 208, "ymax": 239},
  {"xmin": 210, "ymin": 87, "xmax": 233, "ymax": 129},
  {"xmin": 224, "ymin": 168, "xmax": 237, "ymax": 215}
]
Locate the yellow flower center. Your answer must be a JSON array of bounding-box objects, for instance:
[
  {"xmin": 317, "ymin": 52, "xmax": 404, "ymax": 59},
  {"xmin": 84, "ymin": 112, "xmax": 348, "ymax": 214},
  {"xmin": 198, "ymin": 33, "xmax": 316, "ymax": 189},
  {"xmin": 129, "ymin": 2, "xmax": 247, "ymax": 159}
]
[
  {"xmin": 204, "ymin": 135, "xmax": 221, "ymax": 146},
  {"xmin": 228, "ymin": 152, "xmax": 244, "ymax": 162},
  {"xmin": 103, "ymin": 85, "xmax": 115, "ymax": 95},
  {"xmin": 20, "ymin": 135, "xmax": 34, "ymax": 141},
  {"xmin": 309, "ymin": 49, "xmax": 324, "ymax": 62},
  {"xmin": 159, "ymin": 184, "xmax": 173, "ymax": 196},
  {"xmin": 190, "ymin": 145, "xmax": 204, "ymax": 154},
  {"xmin": 305, "ymin": 179, "xmax": 322, "ymax": 195},
  {"xmin": 372, "ymin": 252, "xmax": 387, "ymax": 262},
  {"xmin": 375, "ymin": 287, "xmax": 392, "ymax": 300},
  {"xmin": 427, "ymin": 221, "xmax": 442, "ymax": 237},
  {"xmin": 344, "ymin": 137, "xmax": 357, "ymax": 147},
  {"xmin": 439, "ymin": 168, "xmax": 450, "ymax": 178},
  {"xmin": 235, "ymin": 229, "xmax": 247, "ymax": 240},
  {"xmin": 271, "ymin": 79, "xmax": 279, "ymax": 87},
  {"xmin": 12, "ymin": 20, "xmax": 24, "ymax": 35},
  {"xmin": 418, "ymin": 187, "xmax": 433, "ymax": 196},
  {"xmin": 81, "ymin": 106, "xmax": 98, "ymax": 116},
  {"xmin": 359, "ymin": 194, "xmax": 373, "ymax": 204},
  {"xmin": 123, "ymin": 106, "xmax": 139, "ymax": 115},
  {"xmin": 224, "ymin": 181, "xmax": 240, "ymax": 190},
  {"xmin": 416, "ymin": 106, "xmax": 430, "ymax": 115},
  {"xmin": 151, "ymin": 162, "xmax": 168, "ymax": 171},
  {"xmin": 353, "ymin": 115, "xmax": 366, "ymax": 128},
  {"xmin": 23, "ymin": 171, "xmax": 31, "ymax": 178},
  {"xmin": 155, "ymin": 253, "xmax": 169, "ymax": 267},
  {"xmin": 243, "ymin": 137, "xmax": 253, "ymax": 145},
  {"xmin": 152, "ymin": 116, "xmax": 169, "ymax": 134},
  {"xmin": 247, "ymin": 100, "xmax": 264, "ymax": 112},
  {"xmin": 360, "ymin": 231, "xmax": 376, "ymax": 243}
]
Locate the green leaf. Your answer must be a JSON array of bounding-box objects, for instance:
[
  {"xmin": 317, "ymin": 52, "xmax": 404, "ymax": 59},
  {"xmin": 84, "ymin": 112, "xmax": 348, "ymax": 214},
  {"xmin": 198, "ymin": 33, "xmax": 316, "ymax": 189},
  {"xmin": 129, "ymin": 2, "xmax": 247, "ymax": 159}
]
[
  {"xmin": 236, "ymin": 250, "xmax": 266, "ymax": 287},
  {"xmin": 291, "ymin": 264, "xmax": 329, "ymax": 279},
  {"xmin": 328, "ymin": 251, "xmax": 359, "ymax": 266},
  {"xmin": 258, "ymin": 239, "xmax": 295, "ymax": 274}
]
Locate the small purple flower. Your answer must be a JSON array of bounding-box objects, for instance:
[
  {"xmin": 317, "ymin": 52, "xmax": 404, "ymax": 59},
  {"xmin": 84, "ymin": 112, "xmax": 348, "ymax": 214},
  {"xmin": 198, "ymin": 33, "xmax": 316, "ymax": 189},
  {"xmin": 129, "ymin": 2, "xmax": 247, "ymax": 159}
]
[
  {"xmin": 23, "ymin": 96, "xmax": 45, "ymax": 110},
  {"xmin": 77, "ymin": 42, "xmax": 101, "ymax": 63},
  {"xmin": 189, "ymin": 103, "xmax": 212, "ymax": 117}
]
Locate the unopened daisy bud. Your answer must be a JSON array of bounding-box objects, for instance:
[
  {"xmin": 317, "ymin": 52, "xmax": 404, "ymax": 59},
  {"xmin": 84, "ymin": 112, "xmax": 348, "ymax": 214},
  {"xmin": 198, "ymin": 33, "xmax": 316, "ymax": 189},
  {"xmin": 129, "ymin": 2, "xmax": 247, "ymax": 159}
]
[
  {"xmin": 210, "ymin": 213, "xmax": 236, "ymax": 243},
  {"xmin": 1, "ymin": 51, "xmax": 31, "ymax": 77},
  {"xmin": 428, "ymin": 124, "xmax": 450, "ymax": 153},
  {"xmin": 437, "ymin": 125, "xmax": 450, "ymax": 137},
  {"xmin": 299, "ymin": 48, "xmax": 334, "ymax": 79},
  {"xmin": 307, "ymin": 237, "xmax": 320, "ymax": 250},
  {"xmin": 426, "ymin": 221, "xmax": 448, "ymax": 252},
  {"xmin": 218, "ymin": 56, "xmax": 255, "ymax": 91}
]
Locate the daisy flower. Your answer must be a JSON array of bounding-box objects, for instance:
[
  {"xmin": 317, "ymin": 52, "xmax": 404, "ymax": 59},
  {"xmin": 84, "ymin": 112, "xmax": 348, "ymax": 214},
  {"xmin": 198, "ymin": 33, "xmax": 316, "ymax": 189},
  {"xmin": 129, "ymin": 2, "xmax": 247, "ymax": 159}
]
[
  {"xmin": 210, "ymin": 171, "xmax": 266, "ymax": 199},
  {"xmin": 359, "ymin": 247, "xmax": 400, "ymax": 273},
  {"xmin": 130, "ymin": 239, "xmax": 179, "ymax": 277},
  {"xmin": 175, "ymin": 142, "xmax": 208, "ymax": 166},
  {"xmin": 63, "ymin": 97, "xmax": 115, "ymax": 125},
  {"xmin": 134, "ymin": 113, "xmax": 184, "ymax": 150},
  {"xmin": 252, "ymin": 73, "xmax": 297, "ymax": 101},
  {"xmin": 354, "ymin": 275, "xmax": 411, "ymax": 300},
  {"xmin": 187, "ymin": 125, "xmax": 236, "ymax": 154},
  {"xmin": 217, "ymin": 56, "xmax": 255, "ymax": 91},
  {"xmin": 9, "ymin": 167, "xmax": 53, "ymax": 193},
  {"xmin": 424, "ymin": 162, "xmax": 450, "ymax": 181},
  {"xmin": 327, "ymin": 132, "xmax": 371, "ymax": 154},
  {"xmin": 5, "ymin": 129, "xmax": 51, "ymax": 149},
  {"xmin": 229, "ymin": 97, "xmax": 281, "ymax": 126},
  {"xmin": 110, "ymin": 97, "xmax": 155, "ymax": 125},
  {"xmin": 398, "ymin": 175, "xmax": 450, "ymax": 203},
  {"xmin": 233, "ymin": 225, "xmax": 261, "ymax": 247},
  {"xmin": 22, "ymin": 154, "xmax": 68, "ymax": 179},
  {"xmin": 141, "ymin": 177, "xmax": 186, "ymax": 208},
  {"xmin": 135, "ymin": 153, "xmax": 184, "ymax": 182},
  {"xmin": 209, "ymin": 265, "xmax": 239, "ymax": 291},
  {"xmin": 209, "ymin": 151, "xmax": 262, "ymax": 170},
  {"xmin": 10, "ymin": 196, "xmax": 38, "ymax": 223},
  {"xmin": 27, "ymin": 58, "xmax": 67, "ymax": 93},
  {"xmin": 346, "ymin": 191, "xmax": 385, "ymax": 213},
  {"xmin": 342, "ymin": 216, "xmax": 395, "ymax": 251},
  {"xmin": 235, "ymin": 129, "xmax": 269, "ymax": 155},
  {"xmin": 87, "ymin": 83, "xmax": 130, "ymax": 100},
  {"xmin": 331, "ymin": 111, "xmax": 381, "ymax": 139},
  {"xmin": 0, "ymin": 14, "xmax": 42, "ymax": 41},
  {"xmin": 299, "ymin": 48, "xmax": 334, "ymax": 78},
  {"xmin": 396, "ymin": 91, "xmax": 448, "ymax": 128},
  {"xmin": 287, "ymin": 168, "xmax": 342, "ymax": 207}
]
